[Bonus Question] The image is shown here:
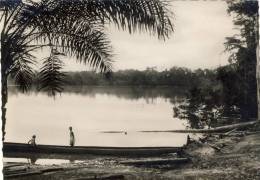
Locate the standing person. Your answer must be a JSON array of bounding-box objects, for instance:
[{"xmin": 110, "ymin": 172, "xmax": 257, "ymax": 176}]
[
  {"xmin": 28, "ymin": 135, "xmax": 36, "ymax": 146},
  {"xmin": 69, "ymin": 127, "xmax": 75, "ymax": 147}
]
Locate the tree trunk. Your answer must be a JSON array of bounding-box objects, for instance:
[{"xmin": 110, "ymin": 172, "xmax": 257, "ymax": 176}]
[
  {"xmin": 256, "ymin": 13, "xmax": 260, "ymax": 121},
  {"xmin": 140, "ymin": 121, "xmax": 258, "ymax": 133},
  {"xmin": 1, "ymin": 19, "xmax": 8, "ymax": 141},
  {"xmin": 257, "ymin": 42, "xmax": 260, "ymax": 120},
  {"xmin": 1, "ymin": 63, "xmax": 8, "ymax": 141}
]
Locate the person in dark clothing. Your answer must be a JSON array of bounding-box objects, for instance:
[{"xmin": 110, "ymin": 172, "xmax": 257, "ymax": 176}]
[{"xmin": 28, "ymin": 135, "xmax": 36, "ymax": 146}]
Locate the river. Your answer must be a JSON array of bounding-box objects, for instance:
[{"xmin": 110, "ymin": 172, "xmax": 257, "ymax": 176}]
[{"xmin": 6, "ymin": 86, "xmax": 190, "ymax": 147}]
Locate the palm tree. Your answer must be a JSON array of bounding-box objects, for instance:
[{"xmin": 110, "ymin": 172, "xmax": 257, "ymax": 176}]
[{"xmin": 0, "ymin": 0, "xmax": 173, "ymax": 141}]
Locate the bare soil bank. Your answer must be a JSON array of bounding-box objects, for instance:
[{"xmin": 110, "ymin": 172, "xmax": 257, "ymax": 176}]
[{"xmin": 4, "ymin": 128, "xmax": 260, "ymax": 180}]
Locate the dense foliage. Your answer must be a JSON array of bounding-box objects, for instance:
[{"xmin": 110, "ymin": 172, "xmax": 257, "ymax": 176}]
[
  {"xmin": 221, "ymin": 0, "xmax": 258, "ymax": 119},
  {"xmin": 178, "ymin": 0, "xmax": 259, "ymax": 128},
  {"xmin": 62, "ymin": 67, "xmax": 218, "ymax": 87}
]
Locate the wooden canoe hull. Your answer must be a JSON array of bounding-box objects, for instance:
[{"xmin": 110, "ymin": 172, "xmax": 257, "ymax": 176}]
[{"xmin": 3, "ymin": 142, "xmax": 182, "ymax": 157}]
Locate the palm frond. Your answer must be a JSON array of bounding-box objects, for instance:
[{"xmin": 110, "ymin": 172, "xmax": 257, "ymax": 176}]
[
  {"xmin": 43, "ymin": 28, "xmax": 113, "ymax": 73},
  {"xmin": 41, "ymin": 0, "xmax": 174, "ymax": 39},
  {"xmin": 1, "ymin": 0, "xmax": 174, "ymax": 96},
  {"xmin": 30, "ymin": 14, "xmax": 113, "ymax": 73},
  {"xmin": 4, "ymin": 29, "xmax": 36, "ymax": 92},
  {"xmin": 0, "ymin": 0, "xmax": 21, "ymax": 10},
  {"xmin": 7, "ymin": 35, "xmax": 36, "ymax": 92},
  {"xmin": 9, "ymin": 57, "xmax": 35, "ymax": 92},
  {"xmin": 20, "ymin": 0, "xmax": 173, "ymax": 72},
  {"xmin": 38, "ymin": 49, "xmax": 66, "ymax": 96},
  {"xmin": 13, "ymin": 0, "xmax": 112, "ymax": 73},
  {"xmin": 8, "ymin": 0, "xmax": 173, "ymax": 73},
  {"xmin": 91, "ymin": 0, "xmax": 174, "ymax": 39}
]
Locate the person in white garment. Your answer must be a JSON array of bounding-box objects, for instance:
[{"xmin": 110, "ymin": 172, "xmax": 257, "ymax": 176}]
[{"xmin": 69, "ymin": 126, "xmax": 75, "ymax": 147}]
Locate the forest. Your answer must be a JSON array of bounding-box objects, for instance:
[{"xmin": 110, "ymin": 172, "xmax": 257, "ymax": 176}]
[
  {"xmin": 63, "ymin": 67, "xmax": 217, "ymax": 87},
  {"xmin": 182, "ymin": 0, "xmax": 258, "ymax": 125}
]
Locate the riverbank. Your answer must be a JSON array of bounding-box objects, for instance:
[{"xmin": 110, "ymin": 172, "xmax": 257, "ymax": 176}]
[
  {"xmin": 166, "ymin": 128, "xmax": 260, "ymax": 179},
  {"xmin": 4, "ymin": 125, "xmax": 260, "ymax": 180}
]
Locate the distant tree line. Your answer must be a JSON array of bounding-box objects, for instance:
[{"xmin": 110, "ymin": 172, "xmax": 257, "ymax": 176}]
[{"xmin": 61, "ymin": 67, "xmax": 218, "ymax": 88}]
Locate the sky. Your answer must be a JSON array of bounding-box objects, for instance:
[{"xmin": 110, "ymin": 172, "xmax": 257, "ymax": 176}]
[{"xmin": 59, "ymin": 1, "xmax": 236, "ymax": 71}]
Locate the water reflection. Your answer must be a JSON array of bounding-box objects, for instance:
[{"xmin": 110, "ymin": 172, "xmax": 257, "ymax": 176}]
[
  {"xmin": 4, "ymin": 152, "xmax": 121, "ymax": 165},
  {"xmin": 8, "ymin": 86, "xmax": 186, "ymax": 102},
  {"xmin": 6, "ymin": 86, "xmax": 189, "ymax": 147},
  {"xmin": 3, "ymin": 157, "xmax": 70, "ymax": 165}
]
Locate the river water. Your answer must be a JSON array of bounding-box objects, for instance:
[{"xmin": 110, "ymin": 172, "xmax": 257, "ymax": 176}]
[{"xmin": 6, "ymin": 86, "xmax": 190, "ymax": 147}]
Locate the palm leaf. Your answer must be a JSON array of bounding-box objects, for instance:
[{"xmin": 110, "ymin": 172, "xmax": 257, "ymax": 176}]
[
  {"xmin": 21, "ymin": 0, "xmax": 173, "ymax": 71},
  {"xmin": 5, "ymin": 30, "xmax": 36, "ymax": 92},
  {"xmin": 1, "ymin": 0, "xmax": 174, "ymax": 96},
  {"xmin": 8, "ymin": 0, "xmax": 174, "ymax": 71},
  {"xmin": 0, "ymin": 0, "xmax": 21, "ymax": 10},
  {"xmin": 10, "ymin": 57, "xmax": 35, "ymax": 92},
  {"xmin": 38, "ymin": 49, "xmax": 66, "ymax": 96},
  {"xmin": 34, "ymin": 16, "xmax": 113, "ymax": 73},
  {"xmin": 8, "ymin": 44, "xmax": 36, "ymax": 92},
  {"xmin": 44, "ymin": 0, "xmax": 174, "ymax": 39}
]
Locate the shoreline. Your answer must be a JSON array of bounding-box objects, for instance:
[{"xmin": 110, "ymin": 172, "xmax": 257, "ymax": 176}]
[{"xmin": 3, "ymin": 125, "xmax": 260, "ymax": 179}]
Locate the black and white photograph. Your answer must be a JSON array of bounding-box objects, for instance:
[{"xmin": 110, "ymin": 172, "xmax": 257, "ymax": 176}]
[{"xmin": 1, "ymin": 0, "xmax": 260, "ymax": 179}]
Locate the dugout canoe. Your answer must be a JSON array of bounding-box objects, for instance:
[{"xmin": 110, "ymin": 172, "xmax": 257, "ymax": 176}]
[{"xmin": 3, "ymin": 142, "xmax": 182, "ymax": 157}]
